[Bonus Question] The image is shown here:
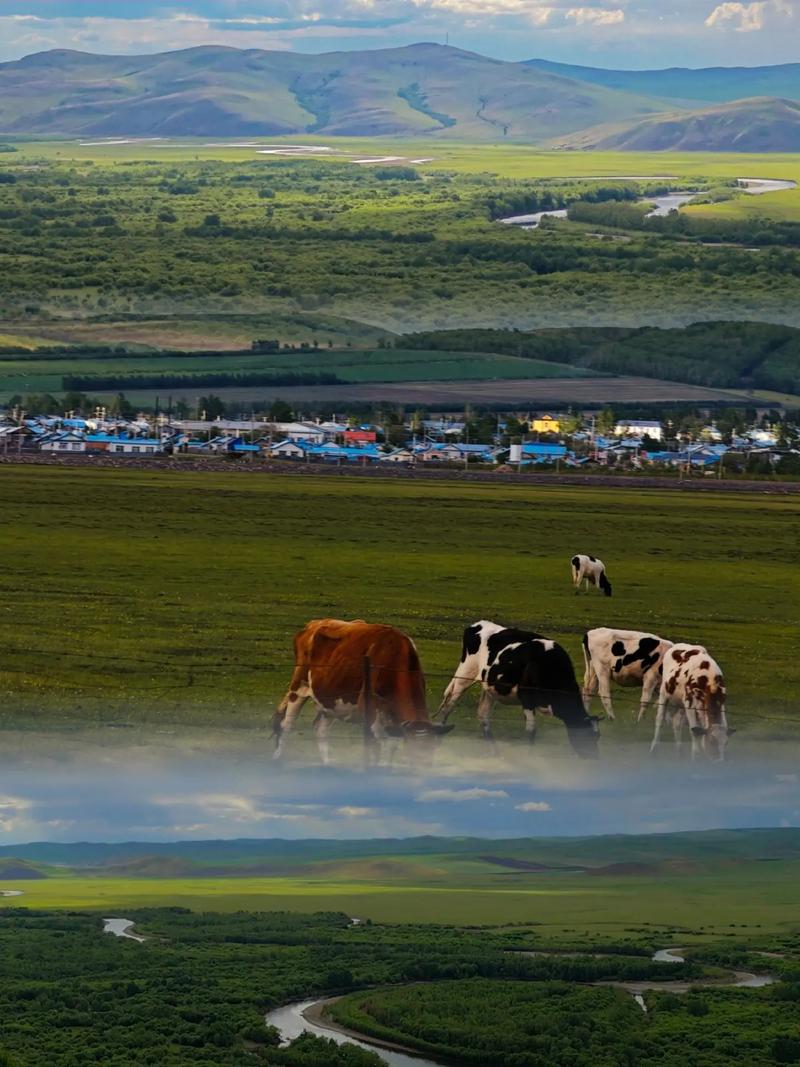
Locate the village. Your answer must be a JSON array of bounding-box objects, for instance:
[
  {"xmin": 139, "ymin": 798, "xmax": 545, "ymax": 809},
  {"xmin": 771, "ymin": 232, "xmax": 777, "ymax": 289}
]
[{"xmin": 1, "ymin": 404, "xmax": 798, "ymax": 476}]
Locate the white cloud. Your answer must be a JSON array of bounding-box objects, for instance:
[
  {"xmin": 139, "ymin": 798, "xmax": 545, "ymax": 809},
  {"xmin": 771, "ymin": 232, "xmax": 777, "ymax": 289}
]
[
  {"xmin": 565, "ymin": 7, "xmax": 625, "ymax": 24},
  {"xmin": 0, "ymin": 794, "xmax": 33, "ymax": 832},
  {"xmin": 417, "ymin": 787, "xmax": 509, "ymax": 802},
  {"xmin": 336, "ymin": 805, "xmax": 375, "ymax": 817},
  {"xmin": 515, "ymin": 800, "xmax": 552, "ymax": 812},
  {"xmin": 154, "ymin": 793, "xmax": 309, "ymax": 823},
  {"xmin": 705, "ymin": 0, "xmax": 793, "ymax": 31}
]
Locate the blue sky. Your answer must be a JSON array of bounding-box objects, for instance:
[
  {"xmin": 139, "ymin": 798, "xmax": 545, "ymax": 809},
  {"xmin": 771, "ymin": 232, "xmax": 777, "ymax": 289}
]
[
  {"xmin": 1, "ymin": 727, "xmax": 797, "ymax": 843},
  {"xmin": 0, "ymin": 1, "xmax": 797, "ymax": 67}
]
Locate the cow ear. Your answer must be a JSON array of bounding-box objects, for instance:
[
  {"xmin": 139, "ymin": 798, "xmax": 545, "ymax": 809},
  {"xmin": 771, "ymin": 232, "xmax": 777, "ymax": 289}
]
[{"xmin": 691, "ymin": 726, "xmax": 707, "ymax": 737}]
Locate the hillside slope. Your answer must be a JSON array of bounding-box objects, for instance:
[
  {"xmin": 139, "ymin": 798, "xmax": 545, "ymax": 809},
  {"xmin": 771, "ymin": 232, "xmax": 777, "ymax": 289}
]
[
  {"xmin": 526, "ymin": 57, "xmax": 800, "ymax": 106},
  {"xmin": 0, "ymin": 43, "xmax": 667, "ymax": 141},
  {"xmin": 552, "ymin": 97, "xmax": 800, "ymax": 152}
]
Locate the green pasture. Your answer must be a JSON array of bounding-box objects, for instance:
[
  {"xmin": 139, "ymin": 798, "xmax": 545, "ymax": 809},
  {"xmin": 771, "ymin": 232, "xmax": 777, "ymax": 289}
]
[
  {"xmin": 5, "ymin": 859, "xmax": 799, "ymax": 931},
  {"xmin": 12, "ymin": 138, "xmax": 800, "ymax": 185},
  {"xmin": 0, "ymin": 465, "xmax": 797, "ymax": 734},
  {"xmin": 0, "ymin": 347, "xmax": 589, "ymax": 401}
]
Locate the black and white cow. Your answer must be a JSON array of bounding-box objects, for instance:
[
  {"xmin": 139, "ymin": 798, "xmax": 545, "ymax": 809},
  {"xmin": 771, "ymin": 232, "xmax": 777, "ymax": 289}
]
[
  {"xmin": 439, "ymin": 620, "xmax": 601, "ymax": 758},
  {"xmin": 571, "ymin": 555, "xmax": 612, "ymax": 596},
  {"xmin": 652, "ymin": 643, "xmax": 732, "ymax": 761},
  {"xmin": 582, "ymin": 627, "xmax": 673, "ymax": 721}
]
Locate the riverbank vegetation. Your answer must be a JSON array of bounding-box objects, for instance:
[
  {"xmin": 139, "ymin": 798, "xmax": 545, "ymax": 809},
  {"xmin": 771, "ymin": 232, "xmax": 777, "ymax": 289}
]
[
  {"xmin": 0, "ymin": 907, "xmax": 795, "ymax": 1067},
  {"xmin": 331, "ymin": 977, "xmax": 800, "ymax": 1066}
]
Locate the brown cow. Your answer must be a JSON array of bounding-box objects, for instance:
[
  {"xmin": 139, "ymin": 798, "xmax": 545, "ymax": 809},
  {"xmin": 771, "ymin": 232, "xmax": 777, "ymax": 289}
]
[{"xmin": 274, "ymin": 619, "xmax": 452, "ymax": 760}]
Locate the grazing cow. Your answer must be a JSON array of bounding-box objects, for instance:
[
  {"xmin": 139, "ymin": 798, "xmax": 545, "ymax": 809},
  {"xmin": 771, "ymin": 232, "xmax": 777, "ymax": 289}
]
[
  {"xmin": 274, "ymin": 619, "xmax": 452, "ymax": 760},
  {"xmin": 571, "ymin": 555, "xmax": 612, "ymax": 597},
  {"xmin": 651, "ymin": 644, "xmax": 732, "ymax": 760},
  {"xmin": 582, "ymin": 628, "xmax": 673, "ymax": 721},
  {"xmin": 439, "ymin": 620, "xmax": 601, "ymax": 758}
]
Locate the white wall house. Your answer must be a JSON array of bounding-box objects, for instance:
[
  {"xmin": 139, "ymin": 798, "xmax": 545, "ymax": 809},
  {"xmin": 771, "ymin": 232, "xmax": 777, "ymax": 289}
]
[{"xmin": 614, "ymin": 420, "xmax": 663, "ymax": 441}]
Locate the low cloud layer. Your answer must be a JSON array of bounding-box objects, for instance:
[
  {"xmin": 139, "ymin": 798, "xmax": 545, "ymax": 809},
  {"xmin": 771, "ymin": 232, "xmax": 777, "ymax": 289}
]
[{"xmin": 0, "ymin": 1, "xmax": 796, "ymax": 66}]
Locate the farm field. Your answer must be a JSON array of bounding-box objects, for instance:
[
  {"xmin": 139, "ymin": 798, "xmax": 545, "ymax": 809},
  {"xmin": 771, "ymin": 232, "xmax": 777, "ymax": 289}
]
[
  {"xmin": 115, "ymin": 374, "xmax": 746, "ymax": 410},
  {"xmin": 0, "ymin": 464, "xmax": 797, "ymax": 733},
  {"xmin": 0, "ymin": 347, "xmax": 591, "ymax": 404}
]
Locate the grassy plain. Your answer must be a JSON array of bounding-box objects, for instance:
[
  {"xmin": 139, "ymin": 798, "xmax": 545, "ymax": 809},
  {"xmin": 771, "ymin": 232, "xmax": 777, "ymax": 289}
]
[
  {"xmin": 0, "ymin": 464, "xmax": 797, "ymax": 732},
  {"xmin": 5, "ymin": 859, "xmax": 800, "ymax": 931}
]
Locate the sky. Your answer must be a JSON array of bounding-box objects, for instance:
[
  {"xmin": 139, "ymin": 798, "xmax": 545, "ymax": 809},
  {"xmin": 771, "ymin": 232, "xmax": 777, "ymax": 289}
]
[
  {"xmin": 0, "ymin": 0, "xmax": 797, "ymax": 69},
  {"xmin": 1, "ymin": 726, "xmax": 797, "ymax": 843}
]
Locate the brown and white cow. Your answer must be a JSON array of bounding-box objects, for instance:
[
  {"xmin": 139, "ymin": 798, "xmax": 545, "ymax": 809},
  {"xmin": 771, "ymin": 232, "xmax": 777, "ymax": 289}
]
[
  {"xmin": 571, "ymin": 555, "xmax": 612, "ymax": 597},
  {"xmin": 274, "ymin": 619, "xmax": 452, "ymax": 760},
  {"xmin": 651, "ymin": 643, "xmax": 732, "ymax": 760},
  {"xmin": 582, "ymin": 628, "xmax": 673, "ymax": 721}
]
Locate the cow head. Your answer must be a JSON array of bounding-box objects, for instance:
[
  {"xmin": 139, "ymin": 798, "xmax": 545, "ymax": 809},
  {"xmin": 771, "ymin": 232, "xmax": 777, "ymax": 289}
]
[
  {"xmin": 567, "ymin": 715, "xmax": 601, "ymax": 759},
  {"xmin": 693, "ymin": 680, "xmax": 730, "ymax": 761},
  {"xmin": 599, "ymin": 573, "xmax": 612, "ymax": 597},
  {"xmin": 401, "ymin": 721, "xmax": 456, "ymax": 740}
]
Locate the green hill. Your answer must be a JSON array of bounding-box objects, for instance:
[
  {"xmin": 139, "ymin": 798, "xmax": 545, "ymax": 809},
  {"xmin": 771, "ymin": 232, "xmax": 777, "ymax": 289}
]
[
  {"xmin": 526, "ymin": 57, "xmax": 800, "ymax": 105},
  {"xmin": 551, "ymin": 97, "xmax": 800, "ymax": 152},
  {"xmin": 0, "ymin": 43, "xmax": 667, "ymax": 141}
]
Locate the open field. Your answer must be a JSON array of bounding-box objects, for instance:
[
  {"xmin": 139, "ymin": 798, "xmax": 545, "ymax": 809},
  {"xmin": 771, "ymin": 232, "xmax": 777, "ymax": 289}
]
[
  {"xmin": 4, "ymin": 864, "xmax": 799, "ymax": 928},
  {"xmin": 4, "ymin": 830, "xmax": 800, "ymax": 931},
  {"xmin": 0, "ymin": 347, "xmax": 591, "ymax": 403},
  {"xmin": 103, "ymin": 374, "xmax": 751, "ymax": 410},
  {"xmin": 12, "ymin": 139, "xmax": 800, "ymax": 188},
  {"xmin": 0, "ymin": 464, "xmax": 798, "ymax": 732}
]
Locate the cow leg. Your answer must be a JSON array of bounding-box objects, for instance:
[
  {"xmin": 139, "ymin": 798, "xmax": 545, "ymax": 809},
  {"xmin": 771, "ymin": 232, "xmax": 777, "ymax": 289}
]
[
  {"xmin": 684, "ymin": 704, "xmax": 705, "ymax": 761},
  {"xmin": 581, "ymin": 660, "xmax": 598, "ymax": 712},
  {"xmin": 439, "ymin": 673, "xmax": 475, "ymax": 722},
  {"xmin": 273, "ymin": 686, "xmax": 311, "ymax": 759},
  {"xmin": 671, "ymin": 710, "xmax": 684, "ymax": 756},
  {"xmin": 638, "ymin": 674, "xmax": 659, "ymax": 723},
  {"xmin": 313, "ymin": 711, "xmax": 332, "ymax": 765},
  {"xmin": 522, "ymin": 706, "xmax": 537, "ymax": 744},
  {"xmin": 595, "ymin": 673, "xmax": 615, "ymax": 720},
  {"xmin": 650, "ymin": 701, "xmax": 667, "ymax": 753},
  {"xmin": 476, "ymin": 690, "xmax": 495, "ymax": 742}
]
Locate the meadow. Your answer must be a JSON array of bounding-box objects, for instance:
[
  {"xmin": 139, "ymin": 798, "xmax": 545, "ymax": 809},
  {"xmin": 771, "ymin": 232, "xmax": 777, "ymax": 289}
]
[
  {"xmin": 0, "ymin": 464, "xmax": 798, "ymax": 735},
  {"xmin": 1, "ymin": 139, "xmax": 799, "ymax": 358},
  {"xmin": 6, "ymin": 858, "xmax": 800, "ymax": 929}
]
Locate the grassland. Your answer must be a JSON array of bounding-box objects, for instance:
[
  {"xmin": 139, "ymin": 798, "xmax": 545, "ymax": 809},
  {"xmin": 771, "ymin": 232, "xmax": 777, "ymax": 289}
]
[
  {"xmin": 0, "ymin": 464, "xmax": 797, "ymax": 733},
  {"xmin": 5, "ymin": 864, "xmax": 798, "ymax": 929}
]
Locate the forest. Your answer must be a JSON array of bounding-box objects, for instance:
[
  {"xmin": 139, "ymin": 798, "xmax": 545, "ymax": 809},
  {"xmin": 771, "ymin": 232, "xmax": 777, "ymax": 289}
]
[
  {"xmin": 398, "ymin": 320, "xmax": 800, "ymax": 393},
  {"xmin": 0, "ymin": 151, "xmax": 799, "ymax": 346},
  {"xmin": 0, "ymin": 907, "xmax": 796, "ymax": 1067}
]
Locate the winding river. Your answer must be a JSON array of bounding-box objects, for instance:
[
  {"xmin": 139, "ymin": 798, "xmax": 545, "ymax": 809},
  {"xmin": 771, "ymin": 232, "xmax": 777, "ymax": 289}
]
[
  {"xmin": 264, "ymin": 947, "xmax": 776, "ymax": 1067},
  {"xmin": 498, "ymin": 177, "xmax": 797, "ymax": 229}
]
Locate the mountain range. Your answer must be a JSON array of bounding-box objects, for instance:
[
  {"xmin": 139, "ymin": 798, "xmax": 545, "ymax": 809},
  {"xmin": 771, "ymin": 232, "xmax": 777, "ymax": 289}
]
[{"xmin": 1, "ymin": 43, "xmax": 800, "ymax": 150}]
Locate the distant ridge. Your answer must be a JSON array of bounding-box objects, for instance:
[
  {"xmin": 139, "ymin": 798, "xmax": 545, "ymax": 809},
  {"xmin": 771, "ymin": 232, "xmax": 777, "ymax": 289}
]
[
  {"xmin": 526, "ymin": 57, "xmax": 800, "ymax": 106},
  {"xmin": 552, "ymin": 97, "xmax": 800, "ymax": 152},
  {"xmin": 0, "ymin": 43, "xmax": 665, "ymax": 142}
]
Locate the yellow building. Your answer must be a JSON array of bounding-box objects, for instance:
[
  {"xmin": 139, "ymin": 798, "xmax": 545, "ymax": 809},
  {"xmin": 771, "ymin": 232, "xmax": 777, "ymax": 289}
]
[{"xmin": 530, "ymin": 414, "xmax": 561, "ymax": 435}]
